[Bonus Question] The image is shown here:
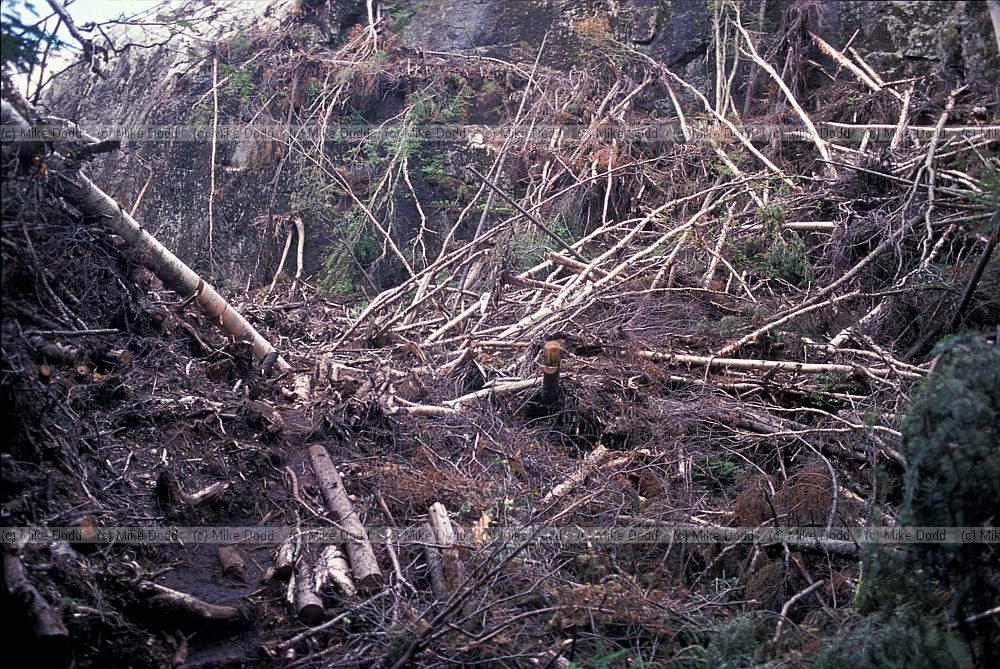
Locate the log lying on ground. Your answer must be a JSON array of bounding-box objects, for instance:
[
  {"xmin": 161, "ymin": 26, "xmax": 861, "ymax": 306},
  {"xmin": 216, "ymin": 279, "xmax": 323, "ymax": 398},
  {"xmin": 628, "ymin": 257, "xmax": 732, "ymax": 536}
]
[
  {"xmin": 314, "ymin": 545, "xmax": 357, "ymax": 598},
  {"xmin": 273, "ymin": 536, "xmax": 296, "ymax": 580},
  {"xmin": 140, "ymin": 582, "xmax": 244, "ymax": 622},
  {"xmin": 1, "ymin": 100, "xmax": 289, "ymax": 371},
  {"xmin": 292, "ymin": 559, "xmax": 324, "ymax": 624},
  {"xmin": 636, "ymin": 351, "xmax": 907, "ymax": 379},
  {"xmin": 217, "ymin": 545, "xmax": 249, "ymax": 583},
  {"xmin": 539, "ymin": 444, "xmax": 612, "ymax": 508},
  {"xmin": 308, "ymin": 445, "xmax": 382, "ymax": 590},
  {"xmin": 31, "ymin": 338, "xmax": 81, "ymax": 366},
  {"xmin": 3, "ymin": 554, "xmax": 69, "ymax": 642}
]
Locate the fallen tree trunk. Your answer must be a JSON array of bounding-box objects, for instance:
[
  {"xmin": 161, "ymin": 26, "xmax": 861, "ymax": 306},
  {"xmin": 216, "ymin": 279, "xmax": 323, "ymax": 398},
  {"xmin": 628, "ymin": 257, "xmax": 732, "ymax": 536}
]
[
  {"xmin": 539, "ymin": 444, "xmax": 612, "ymax": 508},
  {"xmin": 292, "ymin": 559, "xmax": 324, "ymax": 623},
  {"xmin": 308, "ymin": 445, "xmax": 383, "ymax": 590},
  {"xmin": 140, "ymin": 582, "xmax": 244, "ymax": 622},
  {"xmin": 636, "ymin": 350, "xmax": 905, "ymax": 378},
  {"xmin": 1, "ymin": 100, "xmax": 289, "ymax": 371}
]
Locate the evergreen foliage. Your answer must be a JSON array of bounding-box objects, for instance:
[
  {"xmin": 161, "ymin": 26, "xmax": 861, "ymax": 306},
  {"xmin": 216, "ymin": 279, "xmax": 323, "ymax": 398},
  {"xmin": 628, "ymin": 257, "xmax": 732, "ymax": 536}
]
[
  {"xmin": 843, "ymin": 334, "xmax": 1000, "ymax": 667},
  {"xmin": 1, "ymin": 1, "xmax": 61, "ymax": 72}
]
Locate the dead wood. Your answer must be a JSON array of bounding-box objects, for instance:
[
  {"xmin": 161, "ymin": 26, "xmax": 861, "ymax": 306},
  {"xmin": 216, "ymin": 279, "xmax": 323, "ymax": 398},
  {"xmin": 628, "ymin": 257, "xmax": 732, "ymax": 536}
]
[
  {"xmin": 140, "ymin": 582, "xmax": 245, "ymax": 623},
  {"xmin": 217, "ymin": 546, "xmax": 249, "ymax": 583},
  {"xmin": 313, "ymin": 545, "xmax": 357, "ymax": 598},
  {"xmin": 292, "ymin": 559, "xmax": 324, "ymax": 624},
  {"xmin": 308, "ymin": 445, "xmax": 383, "ymax": 590},
  {"xmin": 3, "ymin": 554, "xmax": 69, "ymax": 641}
]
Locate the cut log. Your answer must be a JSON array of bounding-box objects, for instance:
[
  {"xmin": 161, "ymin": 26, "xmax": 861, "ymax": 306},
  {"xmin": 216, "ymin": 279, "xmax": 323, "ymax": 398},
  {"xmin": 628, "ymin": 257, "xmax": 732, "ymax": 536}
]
[
  {"xmin": 636, "ymin": 351, "xmax": 904, "ymax": 378},
  {"xmin": 3, "ymin": 554, "xmax": 69, "ymax": 642},
  {"xmin": 91, "ymin": 347, "xmax": 132, "ymax": 371},
  {"xmin": 273, "ymin": 536, "xmax": 296, "ymax": 580},
  {"xmin": 291, "ymin": 372, "xmax": 312, "ymax": 403},
  {"xmin": 140, "ymin": 582, "xmax": 243, "ymax": 622},
  {"xmin": 293, "ymin": 559, "xmax": 324, "ymax": 624},
  {"xmin": 422, "ymin": 522, "xmax": 447, "ymax": 600},
  {"xmin": 217, "ymin": 545, "xmax": 249, "ymax": 583},
  {"xmin": 539, "ymin": 341, "xmax": 561, "ymax": 405},
  {"xmin": 32, "ymin": 338, "xmax": 81, "ymax": 366},
  {"xmin": 1, "ymin": 100, "xmax": 290, "ymax": 371},
  {"xmin": 313, "ymin": 545, "xmax": 357, "ymax": 598},
  {"xmin": 308, "ymin": 445, "xmax": 383, "ymax": 590}
]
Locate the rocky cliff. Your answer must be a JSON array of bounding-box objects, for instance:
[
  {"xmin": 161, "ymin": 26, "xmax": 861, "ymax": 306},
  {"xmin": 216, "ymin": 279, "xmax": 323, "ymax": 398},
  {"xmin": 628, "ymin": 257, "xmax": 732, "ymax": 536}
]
[{"xmin": 42, "ymin": 0, "xmax": 998, "ymax": 292}]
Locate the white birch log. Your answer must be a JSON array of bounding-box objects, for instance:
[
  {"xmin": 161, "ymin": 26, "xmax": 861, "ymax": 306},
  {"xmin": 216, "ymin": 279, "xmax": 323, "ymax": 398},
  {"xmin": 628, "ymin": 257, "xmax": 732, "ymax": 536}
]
[
  {"xmin": 274, "ymin": 536, "xmax": 296, "ymax": 580},
  {"xmin": 425, "ymin": 503, "xmax": 461, "ymax": 598},
  {"xmin": 308, "ymin": 445, "xmax": 383, "ymax": 590},
  {"xmin": 539, "ymin": 444, "xmax": 612, "ymax": 508},
  {"xmin": 313, "ymin": 545, "xmax": 357, "ymax": 598},
  {"xmin": 636, "ymin": 351, "xmax": 903, "ymax": 378},
  {"xmin": 293, "ymin": 559, "xmax": 324, "ymax": 624},
  {"xmin": 1, "ymin": 100, "xmax": 289, "ymax": 371}
]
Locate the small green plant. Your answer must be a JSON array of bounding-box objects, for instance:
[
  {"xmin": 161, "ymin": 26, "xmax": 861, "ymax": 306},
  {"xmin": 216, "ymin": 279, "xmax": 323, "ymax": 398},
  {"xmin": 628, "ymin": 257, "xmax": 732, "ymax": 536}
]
[
  {"xmin": 319, "ymin": 207, "xmax": 379, "ymax": 295},
  {"xmin": 227, "ymin": 31, "xmax": 249, "ymax": 54},
  {"xmin": 217, "ymin": 62, "xmax": 257, "ymax": 98},
  {"xmin": 758, "ymin": 228, "xmax": 813, "ymax": 286}
]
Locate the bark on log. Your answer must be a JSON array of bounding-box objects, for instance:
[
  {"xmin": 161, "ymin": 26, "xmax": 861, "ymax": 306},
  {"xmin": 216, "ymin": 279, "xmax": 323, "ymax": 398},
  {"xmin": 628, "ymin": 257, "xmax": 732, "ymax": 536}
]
[
  {"xmin": 539, "ymin": 444, "xmax": 612, "ymax": 508},
  {"xmin": 1, "ymin": 100, "xmax": 290, "ymax": 371},
  {"xmin": 421, "ymin": 522, "xmax": 448, "ymax": 601},
  {"xmin": 274, "ymin": 537, "xmax": 296, "ymax": 580},
  {"xmin": 426, "ymin": 503, "xmax": 460, "ymax": 598},
  {"xmin": 3, "ymin": 554, "xmax": 69, "ymax": 641},
  {"xmin": 140, "ymin": 582, "xmax": 243, "ymax": 622},
  {"xmin": 636, "ymin": 351, "xmax": 902, "ymax": 378},
  {"xmin": 217, "ymin": 545, "xmax": 249, "ymax": 583},
  {"xmin": 32, "ymin": 338, "xmax": 80, "ymax": 366},
  {"xmin": 293, "ymin": 560, "xmax": 324, "ymax": 624},
  {"xmin": 308, "ymin": 445, "xmax": 383, "ymax": 590},
  {"xmin": 313, "ymin": 545, "xmax": 357, "ymax": 598}
]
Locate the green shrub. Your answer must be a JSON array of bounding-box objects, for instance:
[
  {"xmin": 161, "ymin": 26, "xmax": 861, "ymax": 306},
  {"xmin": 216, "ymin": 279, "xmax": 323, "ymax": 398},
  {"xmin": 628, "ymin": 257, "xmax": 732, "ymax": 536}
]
[
  {"xmin": 319, "ymin": 207, "xmax": 379, "ymax": 295},
  {"xmin": 898, "ymin": 336, "xmax": 1000, "ymax": 625},
  {"xmin": 846, "ymin": 335, "xmax": 1000, "ymax": 665},
  {"xmin": 813, "ymin": 606, "xmax": 970, "ymax": 669}
]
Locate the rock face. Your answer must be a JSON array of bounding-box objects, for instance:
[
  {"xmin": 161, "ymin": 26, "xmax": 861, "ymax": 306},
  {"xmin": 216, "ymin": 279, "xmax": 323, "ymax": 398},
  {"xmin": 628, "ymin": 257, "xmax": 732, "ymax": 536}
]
[
  {"xmin": 41, "ymin": 0, "xmax": 998, "ymax": 290},
  {"xmin": 825, "ymin": 1, "xmax": 1000, "ymax": 83},
  {"xmin": 397, "ymin": 0, "xmax": 711, "ymax": 71}
]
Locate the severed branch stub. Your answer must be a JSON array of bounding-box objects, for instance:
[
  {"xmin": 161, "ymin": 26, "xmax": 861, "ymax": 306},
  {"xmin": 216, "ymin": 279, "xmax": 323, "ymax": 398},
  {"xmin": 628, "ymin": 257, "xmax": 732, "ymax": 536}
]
[{"xmin": 539, "ymin": 341, "xmax": 561, "ymax": 405}]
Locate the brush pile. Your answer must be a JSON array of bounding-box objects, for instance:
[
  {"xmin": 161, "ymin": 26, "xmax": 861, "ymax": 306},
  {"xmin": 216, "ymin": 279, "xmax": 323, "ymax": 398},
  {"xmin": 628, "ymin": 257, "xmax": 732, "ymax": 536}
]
[{"xmin": 2, "ymin": 2, "xmax": 998, "ymax": 667}]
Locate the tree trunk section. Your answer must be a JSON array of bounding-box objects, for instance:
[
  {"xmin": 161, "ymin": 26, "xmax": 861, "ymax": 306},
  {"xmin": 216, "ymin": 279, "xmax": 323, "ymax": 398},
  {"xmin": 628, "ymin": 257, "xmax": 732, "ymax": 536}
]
[{"xmin": 308, "ymin": 445, "xmax": 383, "ymax": 590}]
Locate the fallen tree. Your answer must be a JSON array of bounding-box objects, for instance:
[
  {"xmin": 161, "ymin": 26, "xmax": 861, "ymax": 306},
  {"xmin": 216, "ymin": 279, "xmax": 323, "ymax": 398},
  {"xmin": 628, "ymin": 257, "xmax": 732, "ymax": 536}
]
[{"xmin": 0, "ymin": 98, "xmax": 289, "ymax": 371}]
